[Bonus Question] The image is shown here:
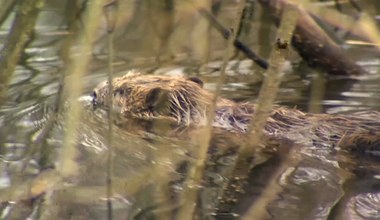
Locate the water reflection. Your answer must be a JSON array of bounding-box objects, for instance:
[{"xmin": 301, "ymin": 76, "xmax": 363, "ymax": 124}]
[
  {"xmin": 352, "ymin": 193, "xmax": 380, "ymax": 219},
  {"xmin": 1, "ymin": 59, "xmax": 380, "ymax": 219},
  {"xmin": 0, "ymin": 0, "xmax": 380, "ymax": 219}
]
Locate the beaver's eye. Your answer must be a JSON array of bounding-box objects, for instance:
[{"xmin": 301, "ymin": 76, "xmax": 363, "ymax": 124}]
[
  {"xmin": 114, "ymin": 88, "xmax": 124, "ymax": 96},
  {"xmin": 114, "ymin": 87, "xmax": 132, "ymax": 97},
  {"xmin": 113, "ymin": 89, "xmax": 124, "ymax": 96}
]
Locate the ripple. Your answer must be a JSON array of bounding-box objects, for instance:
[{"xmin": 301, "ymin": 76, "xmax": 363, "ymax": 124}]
[{"xmin": 345, "ymin": 192, "xmax": 380, "ymax": 219}]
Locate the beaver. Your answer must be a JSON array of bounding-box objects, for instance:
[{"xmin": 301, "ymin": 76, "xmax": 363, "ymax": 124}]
[
  {"xmin": 90, "ymin": 71, "xmax": 380, "ymax": 218},
  {"xmin": 92, "ymin": 71, "xmax": 380, "ymax": 151}
]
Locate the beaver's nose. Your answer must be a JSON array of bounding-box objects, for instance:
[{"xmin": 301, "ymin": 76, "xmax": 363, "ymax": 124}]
[{"xmin": 91, "ymin": 91, "xmax": 98, "ymax": 107}]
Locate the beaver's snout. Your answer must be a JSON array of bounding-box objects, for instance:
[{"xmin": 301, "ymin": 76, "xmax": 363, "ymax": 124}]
[
  {"xmin": 91, "ymin": 80, "xmax": 110, "ymax": 109},
  {"xmin": 91, "ymin": 91, "xmax": 98, "ymax": 107}
]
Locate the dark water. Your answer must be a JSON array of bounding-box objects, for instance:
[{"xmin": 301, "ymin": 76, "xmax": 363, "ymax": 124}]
[{"xmin": 1, "ymin": 0, "xmax": 380, "ymax": 219}]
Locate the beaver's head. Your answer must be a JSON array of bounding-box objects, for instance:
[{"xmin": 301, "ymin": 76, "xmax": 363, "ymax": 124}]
[{"xmin": 92, "ymin": 71, "xmax": 215, "ymax": 125}]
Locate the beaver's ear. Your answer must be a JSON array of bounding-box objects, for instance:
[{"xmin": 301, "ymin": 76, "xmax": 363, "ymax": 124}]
[
  {"xmin": 187, "ymin": 77, "xmax": 203, "ymax": 88},
  {"xmin": 145, "ymin": 87, "xmax": 170, "ymax": 111}
]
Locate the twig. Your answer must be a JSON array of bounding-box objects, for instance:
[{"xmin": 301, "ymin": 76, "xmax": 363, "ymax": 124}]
[
  {"xmin": 176, "ymin": 1, "xmax": 247, "ymax": 219},
  {"xmin": 217, "ymin": 3, "xmax": 300, "ymax": 218},
  {"xmin": 334, "ymin": 0, "xmax": 362, "ymax": 12},
  {"xmin": 58, "ymin": 0, "xmax": 105, "ymax": 177},
  {"xmin": 38, "ymin": 1, "xmax": 106, "ymax": 219},
  {"xmin": 31, "ymin": 2, "xmax": 82, "ymax": 219},
  {"xmin": 0, "ymin": 0, "xmax": 17, "ymax": 27},
  {"xmin": 247, "ymin": 0, "xmax": 299, "ymax": 188},
  {"xmin": 308, "ymin": 4, "xmax": 380, "ymax": 52},
  {"xmin": 308, "ymin": 72, "xmax": 326, "ymax": 113},
  {"xmin": 104, "ymin": 1, "xmax": 118, "ymax": 219},
  {"xmin": 198, "ymin": 8, "xmax": 269, "ymax": 69}
]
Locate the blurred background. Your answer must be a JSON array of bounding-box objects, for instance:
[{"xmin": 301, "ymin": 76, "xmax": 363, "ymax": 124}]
[{"xmin": 0, "ymin": 0, "xmax": 380, "ymax": 219}]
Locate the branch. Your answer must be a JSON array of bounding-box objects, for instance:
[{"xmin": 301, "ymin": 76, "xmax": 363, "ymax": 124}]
[
  {"xmin": 198, "ymin": 8, "xmax": 269, "ymax": 69},
  {"xmin": 258, "ymin": 0, "xmax": 369, "ymax": 76}
]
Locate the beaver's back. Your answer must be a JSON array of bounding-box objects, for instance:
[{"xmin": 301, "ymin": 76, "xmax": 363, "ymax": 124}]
[{"xmin": 92, "ymin": 72, "xmax": 380, "ymax": 150}]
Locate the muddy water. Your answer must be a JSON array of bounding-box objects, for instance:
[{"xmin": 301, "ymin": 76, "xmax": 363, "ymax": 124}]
[{"xmin": 1, "ymin": 0, "xmax": 380, "ymax": 220}]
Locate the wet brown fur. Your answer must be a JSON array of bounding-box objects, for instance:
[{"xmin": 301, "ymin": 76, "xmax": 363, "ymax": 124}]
[
  {"xmin": 93, "ymin": 71, "xmax": 233, "ymax": 126},
  {"xmin": 92, "ymin": 71, "xmax": 380, "ymax": 150}
]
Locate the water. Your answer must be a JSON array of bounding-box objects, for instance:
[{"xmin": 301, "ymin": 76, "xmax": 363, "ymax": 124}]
[{"xmin": 1, "ymin": 0, "xmax": 380, "ymax": 219}]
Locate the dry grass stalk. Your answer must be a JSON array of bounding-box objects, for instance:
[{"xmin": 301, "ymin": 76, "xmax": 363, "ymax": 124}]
[
  {"xmin": 222, "ymin": 3, "xmax": 300, "ymax": 219},
  {"xmin": 239, "ymin": 1, "xmax": 299, "ymax": 179},
  {"xmin": 246, "ymin": 5, "xmax": 299, "ymax": 150},
  {"xmin": 33, "ymin": 1, "xmax": 86, "ymax": 171},
  {"xmin": 176, "ymin": 1, "xmax": 247, "ymax": 219},
  {"xmin": 59, "ymin": 0, "xmax": 106, "ymax": 178},
  {"xmin": 39, "ymin": 1, "xmax": 107, "ymax": 219},
  {"xmin": 104, "ymin": 1, "xmax": 118, "ymax": 219},
  {"xmin": 308, "ymin": 72, "xmax": 326, "ymax": 113},
  {"xmin": 0, "ymin": 0, "xmax": 17, "ymax": 27}
]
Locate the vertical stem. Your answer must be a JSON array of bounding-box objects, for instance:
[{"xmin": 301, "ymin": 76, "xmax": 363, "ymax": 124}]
[
  {"xmin": 308, "ymin": 72, "xmax": 326, "ymax": 113},
  {"xmin": 104, "ymin": 1, "xmax": 118, "ymax": 219},
  {"xmin": 0, "ymin": 0, "xmax": 17, "ymax": 27},
  {"xmin": 59, "ymin": 0, "xmax": 105, "ymax": 178},
  {"xmin": 191, "ymin": 0, "xmax": 211, "ymax": 64},
  {"xmin": 238, "ymin": 2, "xmax": 299, "ymax": 173},
  {"xmin": 217, "ymin": 2, "xmax": 300, "ymax": 218},
  {"xmin": 42, "ymin": 0, "xmax": 105, "ymax": 217},
  {"xmin": 246, "ymin": 5, "xmax": 298, "ymax": 145},
  {"xmin": 177, "ymin": 1, "xmax": 247, "ymax": 219},
  {"xmin": 106, "ymin": 31, "xmax": 114, "ymax": 220}
]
